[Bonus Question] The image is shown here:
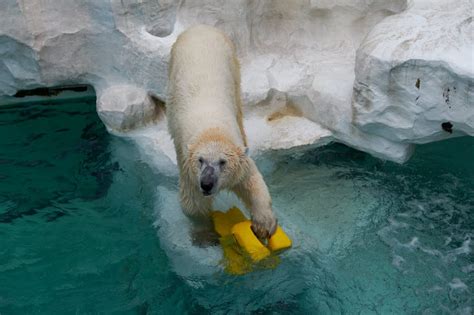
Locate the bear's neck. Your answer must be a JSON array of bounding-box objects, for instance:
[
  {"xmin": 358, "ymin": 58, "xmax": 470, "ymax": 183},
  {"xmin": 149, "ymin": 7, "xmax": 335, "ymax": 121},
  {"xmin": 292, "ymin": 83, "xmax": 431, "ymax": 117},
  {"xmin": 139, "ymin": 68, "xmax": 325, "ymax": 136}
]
[{"xmin": 191, "ymin": 127, "xmax": 239, "ymax": 152}]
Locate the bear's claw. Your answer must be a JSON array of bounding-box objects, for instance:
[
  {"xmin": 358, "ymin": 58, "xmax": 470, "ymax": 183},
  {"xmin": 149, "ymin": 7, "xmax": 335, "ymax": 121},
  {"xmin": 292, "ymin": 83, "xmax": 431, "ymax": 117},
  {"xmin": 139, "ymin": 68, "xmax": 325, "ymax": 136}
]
[{"xmin": 251, "ymin": 217, "xmax": 278, "ymax": 240}]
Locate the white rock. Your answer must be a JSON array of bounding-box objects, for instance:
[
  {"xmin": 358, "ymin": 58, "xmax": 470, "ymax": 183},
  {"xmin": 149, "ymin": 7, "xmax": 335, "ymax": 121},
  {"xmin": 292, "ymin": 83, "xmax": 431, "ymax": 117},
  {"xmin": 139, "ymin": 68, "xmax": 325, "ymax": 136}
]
[
  {"xmin": 97, "ymin": 85, "xmax": 162, "ymax": 131},
  {"xmin": 353, "ymin": 0, "xmax": 474, "ymax": 143},
  {"xmin": 244, "ymin": 89, "xmax": 334, "ymax": 154},
  {"xmin": 0, "ymin": 0, "xmax": 470, "ymax": 163}
]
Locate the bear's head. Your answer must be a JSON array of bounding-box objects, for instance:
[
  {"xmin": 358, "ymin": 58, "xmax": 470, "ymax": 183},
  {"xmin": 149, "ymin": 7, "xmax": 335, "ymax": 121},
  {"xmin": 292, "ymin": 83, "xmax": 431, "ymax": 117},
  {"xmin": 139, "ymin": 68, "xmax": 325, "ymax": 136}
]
[{"xmin": 187, "ymin": 132, "xmax": 248, "ymax": 197}]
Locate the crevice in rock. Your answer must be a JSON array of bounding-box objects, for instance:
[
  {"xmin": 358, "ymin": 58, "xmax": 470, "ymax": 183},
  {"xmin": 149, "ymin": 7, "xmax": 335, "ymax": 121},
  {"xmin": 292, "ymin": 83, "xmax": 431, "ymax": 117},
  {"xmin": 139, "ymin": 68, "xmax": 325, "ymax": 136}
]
[
  {"xmin": 441, "ymin": 122, "xmax": 453, "ymax": 133},
  {"xmin": 1, "ymin": 85, "xmax": 96, "ymax": 107},
  {"xmin": 14, "ymin": 85, "xmax": 89, "ymax": 98}
]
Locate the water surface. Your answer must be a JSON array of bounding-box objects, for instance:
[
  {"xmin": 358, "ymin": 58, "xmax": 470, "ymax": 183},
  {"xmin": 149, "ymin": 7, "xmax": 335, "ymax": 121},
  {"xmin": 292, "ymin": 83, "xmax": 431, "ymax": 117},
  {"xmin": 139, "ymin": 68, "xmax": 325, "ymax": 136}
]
[{"xmin": 0, "ymin": 100, "xmax": 472, "ymax": 314}]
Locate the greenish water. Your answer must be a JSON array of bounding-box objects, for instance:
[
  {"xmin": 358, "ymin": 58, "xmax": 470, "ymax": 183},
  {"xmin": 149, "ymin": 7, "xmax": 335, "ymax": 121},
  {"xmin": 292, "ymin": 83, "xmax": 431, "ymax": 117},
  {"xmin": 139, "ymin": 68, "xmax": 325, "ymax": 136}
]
[
  {"xmin": 0, "ymin": 101, "xmax": 202, "ymax": 314},
  {"xmin": 0, "ymin": 100, "xmax": 472, "ymax": 314}
]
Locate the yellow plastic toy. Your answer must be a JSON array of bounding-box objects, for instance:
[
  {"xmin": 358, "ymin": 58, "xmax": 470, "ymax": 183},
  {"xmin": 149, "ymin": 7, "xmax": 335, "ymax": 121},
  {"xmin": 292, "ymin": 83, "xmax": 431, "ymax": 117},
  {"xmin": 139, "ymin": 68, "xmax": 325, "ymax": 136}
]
[
  {"xmin": 268, "ymin": 225, "xmax": 293, "ymax": 252},
  {"xmin": 211, "ymin": 207, "xmax": 292, "ymax": 275},
  {"xmin": 231, "ymin": 221, "xmax": 271, "ymax": 262}
]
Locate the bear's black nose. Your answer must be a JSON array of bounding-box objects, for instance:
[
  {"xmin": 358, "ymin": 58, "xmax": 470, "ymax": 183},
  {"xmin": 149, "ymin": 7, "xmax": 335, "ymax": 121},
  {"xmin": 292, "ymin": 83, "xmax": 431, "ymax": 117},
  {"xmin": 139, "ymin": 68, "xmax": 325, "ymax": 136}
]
[
  {"xmin": 200, "ymin": 166, "xmax": 215, "ymax": 194},
  {"xmin": 200, "ymin": 181, "xmax": 214, "ymax": 193}
]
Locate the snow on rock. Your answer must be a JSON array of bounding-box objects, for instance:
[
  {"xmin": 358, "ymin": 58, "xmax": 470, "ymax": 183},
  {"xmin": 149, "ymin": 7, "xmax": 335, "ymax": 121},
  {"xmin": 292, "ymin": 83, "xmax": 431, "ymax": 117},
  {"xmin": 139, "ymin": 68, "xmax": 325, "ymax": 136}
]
[
  {"xmin": 0, "ymin": 0, "xmax": 470, "ymax": 163},
  {"xmin": 353, "ymin": 0, "xmax": 474, "ymax": 144}
]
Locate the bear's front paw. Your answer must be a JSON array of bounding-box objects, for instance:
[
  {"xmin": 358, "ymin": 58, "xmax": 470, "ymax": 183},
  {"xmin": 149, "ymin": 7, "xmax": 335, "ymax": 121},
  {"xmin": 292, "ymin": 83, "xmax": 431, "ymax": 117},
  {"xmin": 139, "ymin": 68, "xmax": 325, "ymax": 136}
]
[{"xmin": 251, "ymin": 213, "xmax": 277, "ymax": 240}]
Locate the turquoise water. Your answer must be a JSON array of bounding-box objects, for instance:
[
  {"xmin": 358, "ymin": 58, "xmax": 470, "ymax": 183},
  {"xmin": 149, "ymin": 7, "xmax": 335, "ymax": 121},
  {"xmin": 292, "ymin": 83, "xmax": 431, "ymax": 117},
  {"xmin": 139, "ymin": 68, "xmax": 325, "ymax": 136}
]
[{"xmin": 0, "ymin": 100, "xmax": 472, "ymax": 314}]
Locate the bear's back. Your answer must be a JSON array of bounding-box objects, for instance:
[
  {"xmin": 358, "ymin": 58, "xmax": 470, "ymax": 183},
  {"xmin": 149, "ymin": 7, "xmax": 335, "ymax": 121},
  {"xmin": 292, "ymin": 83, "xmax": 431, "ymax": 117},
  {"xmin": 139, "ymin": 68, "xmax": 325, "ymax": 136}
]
[
  {"xmin": 167, "ymin": 25, "xmax": 243, "ymax": 154},
  {"xmin": 169, "ymin": 25, "xmax": 237, "ymax": 98}
]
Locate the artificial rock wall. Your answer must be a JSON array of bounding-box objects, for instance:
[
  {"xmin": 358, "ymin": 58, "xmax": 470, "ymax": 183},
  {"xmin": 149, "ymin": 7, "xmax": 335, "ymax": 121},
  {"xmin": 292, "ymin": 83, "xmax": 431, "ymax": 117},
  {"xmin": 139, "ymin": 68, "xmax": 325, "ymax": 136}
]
[{"xmin": 1, "ymin": 0, "xmax": 472, "ymax": 163}]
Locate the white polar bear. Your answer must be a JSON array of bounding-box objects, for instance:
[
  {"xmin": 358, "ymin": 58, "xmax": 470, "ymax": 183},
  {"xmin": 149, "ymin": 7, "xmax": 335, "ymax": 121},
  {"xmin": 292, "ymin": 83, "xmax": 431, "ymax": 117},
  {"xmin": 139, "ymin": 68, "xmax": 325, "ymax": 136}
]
[{"xmin": 167, "ymin": 25, "xmax": 277, "ymax": 239}]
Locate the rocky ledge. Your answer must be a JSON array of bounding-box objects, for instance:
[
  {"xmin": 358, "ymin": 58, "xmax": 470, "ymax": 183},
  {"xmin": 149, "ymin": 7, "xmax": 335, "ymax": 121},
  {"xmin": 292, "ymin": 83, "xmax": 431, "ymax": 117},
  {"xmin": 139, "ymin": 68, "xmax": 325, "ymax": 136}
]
[{"xmin": 1, "ymin": 0, "xmax": 472, "ymax": 164}]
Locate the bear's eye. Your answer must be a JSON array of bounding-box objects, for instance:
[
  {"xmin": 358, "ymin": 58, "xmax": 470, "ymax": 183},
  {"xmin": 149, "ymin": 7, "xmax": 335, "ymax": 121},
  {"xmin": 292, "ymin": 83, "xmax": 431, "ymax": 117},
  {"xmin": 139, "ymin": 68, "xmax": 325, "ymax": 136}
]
[
  {"xmin": 198, "ymin": 157, "xmax": 204, "ymax": 164},
  {"xmin": 219, "ymin": 159, "xmax": 226, "ymax": 167}
]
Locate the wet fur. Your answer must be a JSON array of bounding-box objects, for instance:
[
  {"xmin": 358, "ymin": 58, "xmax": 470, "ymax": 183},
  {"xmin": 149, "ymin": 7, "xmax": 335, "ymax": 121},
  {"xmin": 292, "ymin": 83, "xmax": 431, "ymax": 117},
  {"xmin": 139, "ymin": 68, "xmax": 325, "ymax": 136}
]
[{"xmin": 167, "ymin": 25, "xmax": 276, "ymax": 239}]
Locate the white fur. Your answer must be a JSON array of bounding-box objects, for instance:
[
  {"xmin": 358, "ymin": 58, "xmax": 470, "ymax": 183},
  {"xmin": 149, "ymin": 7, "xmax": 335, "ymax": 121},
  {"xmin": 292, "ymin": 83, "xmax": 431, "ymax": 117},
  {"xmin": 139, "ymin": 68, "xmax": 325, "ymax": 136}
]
[
  {"xmin": 167, "ymin": 25, "xmax": 244, "ymax": 155},
  {"xmin": 167, "ymin": 25, "xmax": 277, "ymax": 238}
]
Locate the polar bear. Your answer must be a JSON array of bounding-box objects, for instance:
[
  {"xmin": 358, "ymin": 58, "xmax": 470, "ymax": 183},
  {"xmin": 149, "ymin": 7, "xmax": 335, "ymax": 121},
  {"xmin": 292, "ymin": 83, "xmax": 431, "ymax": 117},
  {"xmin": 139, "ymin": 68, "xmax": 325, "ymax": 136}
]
[{"xmin": 167, "ymin": 25, "xmax": 277, "ymax": 239}]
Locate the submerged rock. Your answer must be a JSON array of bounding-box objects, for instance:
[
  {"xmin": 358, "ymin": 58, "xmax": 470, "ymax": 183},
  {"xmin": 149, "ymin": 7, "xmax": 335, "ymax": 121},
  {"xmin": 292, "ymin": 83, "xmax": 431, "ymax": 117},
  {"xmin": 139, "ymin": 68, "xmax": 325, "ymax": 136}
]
[{"xmin": 0, "ymin": 0, "xmax": 471, "ymax": 162}]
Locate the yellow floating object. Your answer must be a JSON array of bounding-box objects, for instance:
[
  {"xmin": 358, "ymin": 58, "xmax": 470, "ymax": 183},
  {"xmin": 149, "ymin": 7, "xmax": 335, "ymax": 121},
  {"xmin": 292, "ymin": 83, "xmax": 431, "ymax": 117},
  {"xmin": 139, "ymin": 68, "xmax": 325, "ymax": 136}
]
[
  {"xmin": 211, "ymin": 207, "xmax": 292, "ymax": 275},
  {"xmin": 212, "ymin": 207, "xmax": 250, "ymax": 275},
  {"xmin": 212, "ymin": 207, "xmax": 246, "ymax": 237},
  {"xmin": 231, "ymin": 221, "xmax": 271, "ymax": 262},
  {"xmin": 268, "ymin": 225, "xmax": 292, "ymax": 252}
]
